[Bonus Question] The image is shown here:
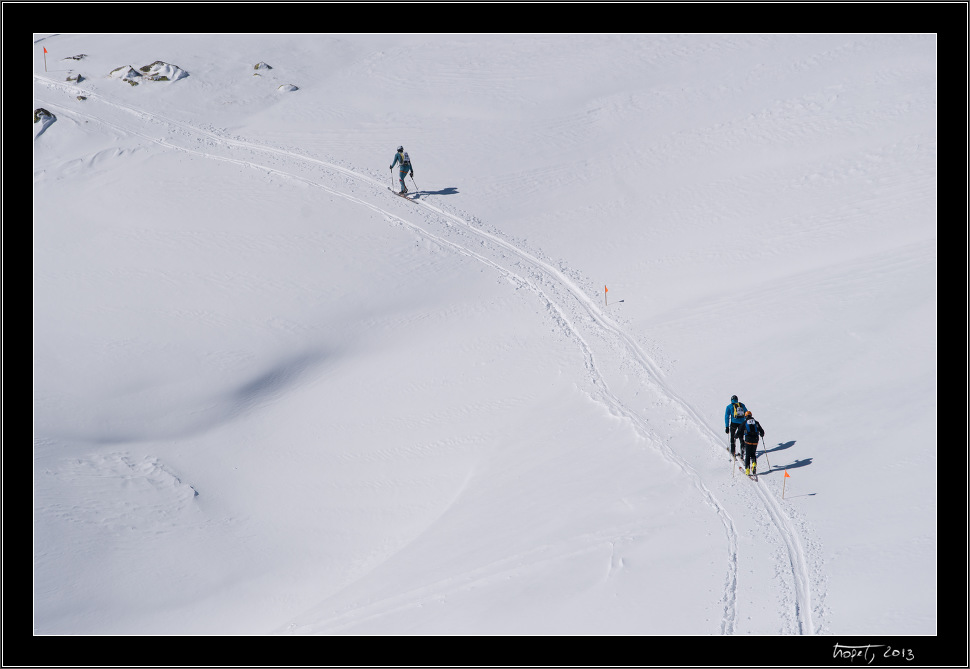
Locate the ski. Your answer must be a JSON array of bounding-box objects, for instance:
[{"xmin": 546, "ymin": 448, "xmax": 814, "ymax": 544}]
[
  {"xmin": 388, "ymin": 187, "xmax": 415, "ymax": 199},
  {"xmin": 738, "ymin": 465, "xmax": 758, "ymax": 481}
]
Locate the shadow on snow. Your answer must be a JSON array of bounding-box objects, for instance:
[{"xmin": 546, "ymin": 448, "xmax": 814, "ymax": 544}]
[
  {"xmin": 412, "ymin": 186, "xmax": 459, "ymax": 197},
  {"xmin": 758, "ymin": 441, "xmax": 812, "ymax": 476}
]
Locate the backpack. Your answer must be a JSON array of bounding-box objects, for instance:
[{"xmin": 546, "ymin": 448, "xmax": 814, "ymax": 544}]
[
  {"xmin": 732, "ymin": 402, "xmax": 746, "ymax": 419},
  {"xmin": 743, "ymin": 418, "xmax": 760, "ymax": 444}
]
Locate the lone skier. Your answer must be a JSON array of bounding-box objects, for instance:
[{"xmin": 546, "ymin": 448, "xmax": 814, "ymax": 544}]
[
  {"xmin": 740, "ymin": 411, "xmax": 765, "ymax": 476},
  {"xmin": 390, "ymin": 145, "xmax": 413, "ymax": 194},
  {"xmin": 724, "ymin": 395, "xmax": 748, "ymax": 459}
]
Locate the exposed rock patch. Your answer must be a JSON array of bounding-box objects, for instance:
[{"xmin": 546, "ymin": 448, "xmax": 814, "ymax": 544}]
[
  {"xmin": 109, "ymin": 61, "xmax": 188, "ymax": 85},
  {"xmin": 34, "ymin": 108, "xmax": 55, "ymax": 124}
]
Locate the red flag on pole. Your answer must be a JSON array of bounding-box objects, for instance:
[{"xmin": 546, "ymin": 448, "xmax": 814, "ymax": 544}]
[{"xmin": 43, "ymin": 47, "xmax": 48, "ymax": 53}]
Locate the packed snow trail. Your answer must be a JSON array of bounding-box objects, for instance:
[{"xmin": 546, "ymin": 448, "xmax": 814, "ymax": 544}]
[{"xmin": 35, "ymin": 74, "xmax": 816, "ymax": 635}]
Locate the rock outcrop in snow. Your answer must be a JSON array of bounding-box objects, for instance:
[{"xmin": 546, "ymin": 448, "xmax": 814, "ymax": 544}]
[
  {"xmin": 139, "ymin": 60, "xmax": 188, "ymax": 82},
  {"xmin": 34, "ymin": 107, "xmax": 55, "ymax": 124},
  {"xmin": 109, "ymin": 61, "xmax": 188, "ymax": 85},
  {"xmin": 108, "ymin": 65, "xmax": 143, "ymax": 85},
  {"xmin": 33, "ymin": 107, "xmax": 56, "ymax": 138}
]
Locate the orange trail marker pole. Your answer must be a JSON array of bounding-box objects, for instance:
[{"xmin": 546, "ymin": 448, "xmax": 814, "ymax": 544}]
[
  {"xmin": 605, "ymin": 285, "xmax": 608, "ymax": 306},
  {"xmin": 43, "ymin": 46, "xmax": 48, "ymax": 71},
  {"xmin": 783, "ymin": 469, "xmax": 791, "ymax": 498}
]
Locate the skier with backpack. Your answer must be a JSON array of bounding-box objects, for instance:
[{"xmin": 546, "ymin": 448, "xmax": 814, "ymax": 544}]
[
  {"xmin": 740, "ymin": 411, "xmax": 765, "ymax": 477},
  {"xmin": 390, "ymin": 145, "xmax": 414, "ymax": 195},
  {"xmin": 724, "ymin": 394, "xmax": 748, "ymax": 459}
]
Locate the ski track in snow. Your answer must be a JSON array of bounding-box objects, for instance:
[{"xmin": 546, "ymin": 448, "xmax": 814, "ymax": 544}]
[{"xmin": 35, "ymin": 75, "xmax": 818, "ymax": 636}]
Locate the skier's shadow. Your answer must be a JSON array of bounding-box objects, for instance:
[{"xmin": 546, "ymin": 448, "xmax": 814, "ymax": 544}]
[
  {"xmin": 760, "ymin": 442, "xmax": 812, "ymax": 474},
  {"xmin": 765, "ymin": 440, "xmax": 796, "ymax": 454},
  {"xmin": 414, "ymin": 187, "xmax": 459, "ymax": 196},
  {"xmin": 779, "ymin": 457, "xmax": 812, "ymax": 471}
]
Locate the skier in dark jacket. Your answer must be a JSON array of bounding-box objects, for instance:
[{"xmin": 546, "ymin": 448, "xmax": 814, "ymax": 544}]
[
  {"xmin": 740, "ymin": 411, "xmax": 765, "ymax": 476},
  {"xmin": 724, "ymin": 395, "xmax": 748, "ymax": 458}
]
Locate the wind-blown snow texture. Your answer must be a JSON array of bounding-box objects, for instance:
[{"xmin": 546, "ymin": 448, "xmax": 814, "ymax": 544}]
[{"xmin": 33, "ymin": 34, "xmax": 936, "ymax": 640}]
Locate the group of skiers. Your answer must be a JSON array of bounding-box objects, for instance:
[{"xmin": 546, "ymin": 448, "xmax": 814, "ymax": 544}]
[
  {"xmin": 388, "ymin": 146, "xmax": 768, "ymax": 482},
  {"xmin": 725, "ymin": 394, "xmax": 765, "ymax": 476}
]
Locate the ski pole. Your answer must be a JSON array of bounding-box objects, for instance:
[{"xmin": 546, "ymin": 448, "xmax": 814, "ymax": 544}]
[
  {"xmin": 761, "ymin": 442, "xmax": 771, "ymax": 471},
  {"xmin": 410, "ymin": 173, "xmax": 419, "ymax": 191}
]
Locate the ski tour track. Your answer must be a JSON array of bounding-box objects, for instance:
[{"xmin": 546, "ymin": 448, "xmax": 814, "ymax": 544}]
[{"xmin": 35, "ymin": 75, "xmax": 821, "ymax": 636}]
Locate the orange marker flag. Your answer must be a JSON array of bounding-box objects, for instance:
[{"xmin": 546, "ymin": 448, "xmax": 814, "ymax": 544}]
[
  {"xmin": 783, "ymin": 469, "xmax": 791, "ymax": 498},
  {"xmin": 43, "ymin": 46, "xmax": 48, "ymax": 71},
  {"xmin": 605, "ymin": 285, "xmax": 608, "ymax": 306}
]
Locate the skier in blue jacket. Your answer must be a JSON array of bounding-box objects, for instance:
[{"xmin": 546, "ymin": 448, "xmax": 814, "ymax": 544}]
[
  {"xmin": 724, "ymin": 394, "xmax": 748, "ymax": 459},
  {"xmin": 390, "ymin": 145, "xmax": 413, "ymax": 194}
]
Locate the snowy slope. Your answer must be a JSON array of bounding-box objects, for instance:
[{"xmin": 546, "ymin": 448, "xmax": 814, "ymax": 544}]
[{"xmin": 32, "ymin": 34, "xmax": 936, "ymax": 640}]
